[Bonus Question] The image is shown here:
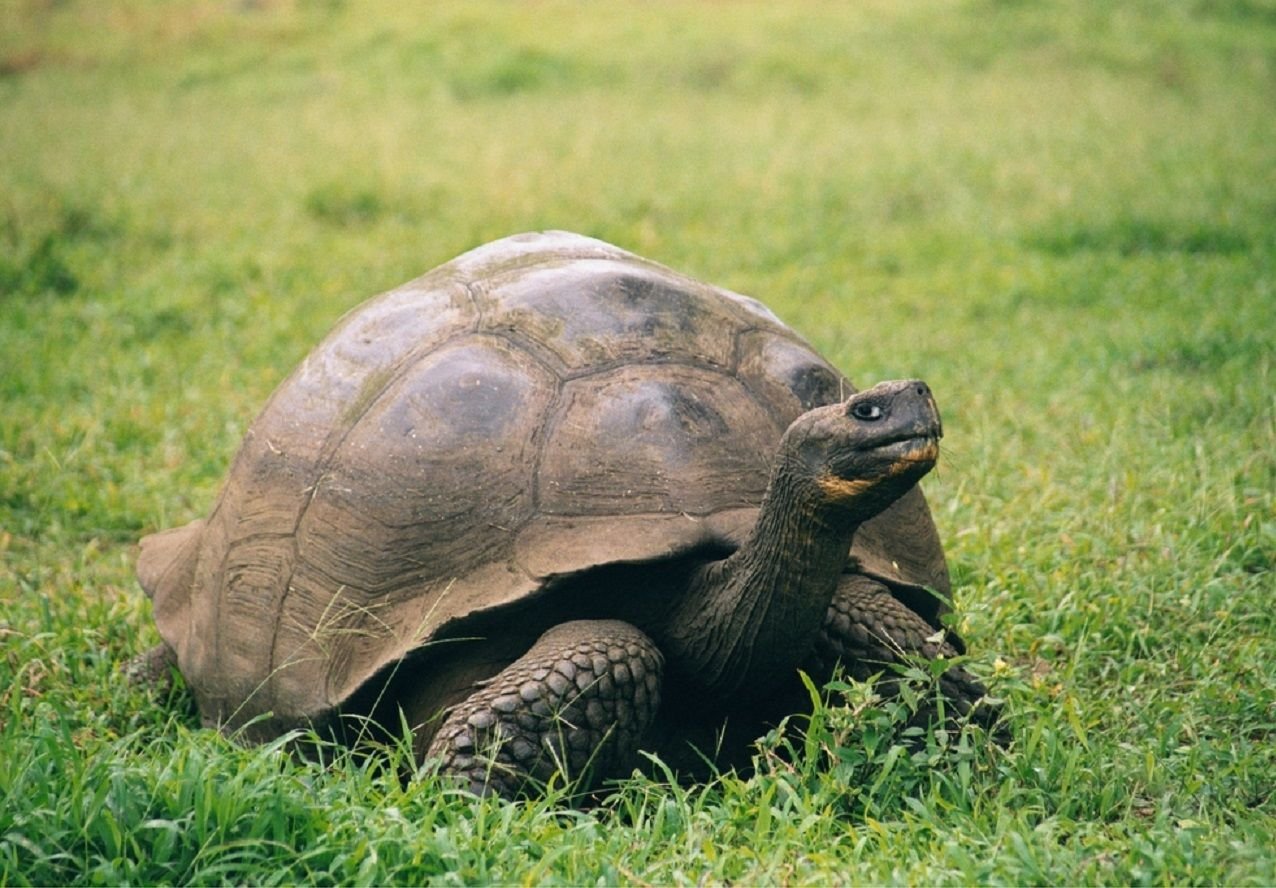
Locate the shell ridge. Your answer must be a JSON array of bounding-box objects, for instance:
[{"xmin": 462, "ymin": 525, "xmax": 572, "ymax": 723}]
[
  {"xmin": 474, "ymin": 327, "xmax": 571, "ymax": 380},
  {"xmin": 527, "ymin": 374, "xmax": 570, "ymax": 519}
]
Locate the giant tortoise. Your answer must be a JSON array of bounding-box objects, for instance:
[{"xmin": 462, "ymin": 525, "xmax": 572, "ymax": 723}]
[{"xmin": 135, "ymin": 231, "xmax": 995, "ymax": 797}]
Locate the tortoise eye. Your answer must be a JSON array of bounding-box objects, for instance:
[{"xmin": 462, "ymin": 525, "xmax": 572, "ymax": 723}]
[{"xmin": 851, "ymin": 402, "xmax": 883, "ymax": 421}]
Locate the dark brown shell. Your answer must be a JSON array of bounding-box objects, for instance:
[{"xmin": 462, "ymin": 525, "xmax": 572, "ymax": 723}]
[{"xmin": 138, "ymin": 231, "xmax": 949, "ymax": 738}]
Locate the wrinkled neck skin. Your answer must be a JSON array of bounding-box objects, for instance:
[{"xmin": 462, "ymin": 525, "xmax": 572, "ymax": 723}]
[{"xmin": 663, "ymin": 454, "xmax": 908, "ymax": 701}]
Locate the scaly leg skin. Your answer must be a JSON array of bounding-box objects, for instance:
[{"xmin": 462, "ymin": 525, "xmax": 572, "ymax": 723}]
[
  {"xmin": 809, "ymin": 573, "xmax": 1003, "ymax": 736},
  {"xmin": 124, "ymin": 642, "xmax": 180, "ymax": 695},
  {"xmin": 426, "ymin": 619, "xmax": 664, "ymax": 799}
]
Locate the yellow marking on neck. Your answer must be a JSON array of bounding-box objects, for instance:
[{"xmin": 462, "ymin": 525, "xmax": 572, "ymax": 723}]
[{"xmin": 816, "ymin": 476, "xmax": 875, "ymax": 501}]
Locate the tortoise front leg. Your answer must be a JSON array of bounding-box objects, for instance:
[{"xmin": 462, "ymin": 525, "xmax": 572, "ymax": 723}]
[
  {"xmin": 426, "ymin": 619, "xmax": 664, "ymax": 798},
  {"xmin": 809, "ymin": 573, "xmax": 1000, "ymax": 731}
]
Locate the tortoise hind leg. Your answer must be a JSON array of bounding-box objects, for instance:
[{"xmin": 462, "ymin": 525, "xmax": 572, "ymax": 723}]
[
  {"xmin": 810, "ymin": 574, "xmax": 1004, "ymax": 737},
  {"xmin": 425, "ymin": 619, "xmax": 664, "ymax": 798},
  {"xmin": 124, "ymin": 642, "xmax": 180, "ymax": 695}
]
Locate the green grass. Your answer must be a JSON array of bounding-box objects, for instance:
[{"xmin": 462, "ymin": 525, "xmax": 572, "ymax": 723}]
[{"xmin": 2, "ymin": 0, "xmax": 1273, "ymax": 883}]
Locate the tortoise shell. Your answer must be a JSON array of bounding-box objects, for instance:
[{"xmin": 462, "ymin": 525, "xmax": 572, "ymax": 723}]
[{"xmin": 138, "ymin": 231, "xmax": 949, "ymax": 740}]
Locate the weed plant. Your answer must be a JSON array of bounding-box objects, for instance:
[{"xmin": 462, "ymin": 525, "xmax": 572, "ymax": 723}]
[{"xmin": 2, "ymin": 0, "xmax": 1273, "ymax": 884}]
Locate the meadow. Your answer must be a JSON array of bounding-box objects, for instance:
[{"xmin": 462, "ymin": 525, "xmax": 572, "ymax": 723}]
[{"xmin": 1, "ymin": 0, "xmax": 1273, "ymax": 883}]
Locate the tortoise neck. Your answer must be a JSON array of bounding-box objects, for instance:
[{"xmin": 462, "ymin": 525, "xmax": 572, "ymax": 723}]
[{"xmin": 664, "ymin": 456, "xmax": 863, "ymax": 700}]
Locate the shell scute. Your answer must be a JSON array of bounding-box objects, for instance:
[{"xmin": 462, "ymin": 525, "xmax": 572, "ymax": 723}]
[
  {"xmin": 537, "ymin": 366, "xmax": 779, "ymax": 517},
  {"xmin": 477, "ymin": 260, "xmax": 739, "ymax": 374}
]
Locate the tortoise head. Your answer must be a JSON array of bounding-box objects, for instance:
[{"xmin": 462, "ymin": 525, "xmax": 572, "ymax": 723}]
[
  {"xmin": 782, "ymin": 378, "xmax": 942, "ymax": 518},
  {"xmin": 665, "ymin": 378, "xmax": 943, "ymax": 698}
]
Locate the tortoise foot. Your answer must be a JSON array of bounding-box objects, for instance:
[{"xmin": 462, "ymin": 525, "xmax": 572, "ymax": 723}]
[
  {"xmin": 124, "ymin": 643, "xmax": 180, "ymax": 694},
  {"xmin": 426, "ymin": 619, "xmax": 664, "ymax": 799},
  {"xmin": 812, "ymin": 575, "xmax": 1005, "ymax": 738}
]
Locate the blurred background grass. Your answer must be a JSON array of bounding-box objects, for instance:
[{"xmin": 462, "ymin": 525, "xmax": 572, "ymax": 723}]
[{"xmin": 1, "ymin": 0, "xmax": 1273, "ymax": 883}]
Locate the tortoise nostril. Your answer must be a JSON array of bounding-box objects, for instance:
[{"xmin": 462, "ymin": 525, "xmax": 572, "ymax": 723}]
[{"xmin": 915, "ymin": 384, "xmax": 928, "ymax": 397}]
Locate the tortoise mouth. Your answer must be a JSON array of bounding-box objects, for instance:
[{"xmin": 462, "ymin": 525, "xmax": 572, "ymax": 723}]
[
  {"xmin": 816, "ymin": 433, "xmax": 938, "ymax": 503},
  {"xmin": 845, "ymin": 432, "xmax": 940, "ymax": 480},
  {"xmin": 879, "ymin": 433, "xmax": 940, "ymax": 461},
  {"xmin": 861, "ymin": 429, "xmax": 938, "ymax": 457}
]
